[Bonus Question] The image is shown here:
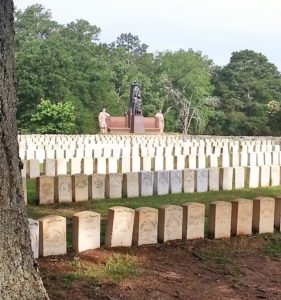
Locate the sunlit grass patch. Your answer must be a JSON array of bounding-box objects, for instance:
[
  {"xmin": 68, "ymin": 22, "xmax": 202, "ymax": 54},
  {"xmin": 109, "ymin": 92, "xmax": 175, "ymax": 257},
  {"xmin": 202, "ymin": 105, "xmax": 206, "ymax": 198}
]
[{"xmin": 70, "ymin": 254, "xmax": 139, "ymax": 284}]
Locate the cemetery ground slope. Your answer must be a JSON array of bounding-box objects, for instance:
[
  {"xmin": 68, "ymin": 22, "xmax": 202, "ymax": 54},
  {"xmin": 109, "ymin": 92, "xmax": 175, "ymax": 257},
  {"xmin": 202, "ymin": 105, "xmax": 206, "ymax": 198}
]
[
  {"xmin": 39, "ymin": 234, "xmax": 281, "ymax": 299},
  {"xmin": 26, "ymin": 180, "xmax": 281, "ymax": 298}
]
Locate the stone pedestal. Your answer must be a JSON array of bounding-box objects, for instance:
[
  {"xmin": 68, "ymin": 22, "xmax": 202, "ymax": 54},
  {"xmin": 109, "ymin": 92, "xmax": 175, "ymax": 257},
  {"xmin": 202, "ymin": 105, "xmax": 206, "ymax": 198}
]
[{"xmin": 131, "ymin": 115, "xmax": 145, "ymax": 133}]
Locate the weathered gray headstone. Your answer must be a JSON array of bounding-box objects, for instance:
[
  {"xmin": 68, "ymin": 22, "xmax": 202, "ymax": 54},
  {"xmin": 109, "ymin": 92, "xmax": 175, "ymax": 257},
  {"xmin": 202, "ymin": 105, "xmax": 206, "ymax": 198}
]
[
  {"xmin": 182, "ymin": 202, "xmax": 205, "ymax": 240},
  {"xmin": 133, "ymin": 207, "xmax": 158, "ymax": 246},
  {"xmin": 183, "ymin": 169, "xmax": 195, "ymax": 193},
  {"xmin": 139, "ymin": 171, "xmax": 154, "ymax": 196},
  {"xmin": 253, "ymin": 197, "xmax": 275, "ymax": 234},
  {"xmin": 231, "ymin": 198, "xmax": 253, "ymax": 236},
  {"xmin": 158, "ymin": 205, "xmax": 183, "ymax": 242},
  {"xmin": 208, "ymin": 168, "xmax": 219, "ymax": 191},
  {"xmin": 72, "ymin": 174, "xmax": 89, "ymax": 202},
  {"xmin": 123, "ymin": 173, "xmax": 139, "ymax": 198},
  {"xmin": 72, "ymin": 211, "xmax": 100, "ymax": 252},
  {"xmin": 105, "ymin": 173, "xmax": 122, "ymax": 199},
  {"xmin": 208, "ymin": 201, "xmax": 232, "ymax": 238},
  {"xmin": 38, "ymin": 215, "xmax": 66, "ymax": 257},
  {"xmin": 89, "ymin": 174, "xmax": 105, "ymax": 200},
  {"xmin": 55, "ymin": 175, "xmax": 72, "ymax": 203},
  {"xmin": 195, "ymin": 169, "xmax": 208, "ymax": 192},
  {"xmin": 36, "ymin": 176, "xmax": 55, "ymax": 205},
  {"xmin": 154, "ymin": 171, "xmax": 169, "ymax": 195},
  {"xmin": 169, "ymin": 170, "xmax": 182, "ymax": 194},
  {"xmin": 105, "ymin": 206, "xmax": 135, "ymax": 248}
]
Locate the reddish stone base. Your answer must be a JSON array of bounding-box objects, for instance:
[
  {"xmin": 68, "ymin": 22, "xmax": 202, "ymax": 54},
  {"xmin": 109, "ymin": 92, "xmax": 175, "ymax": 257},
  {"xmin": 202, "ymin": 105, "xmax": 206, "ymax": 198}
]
[{"xmin": 106, "ymin": 116, "xmax": 160, "ymax": 134}]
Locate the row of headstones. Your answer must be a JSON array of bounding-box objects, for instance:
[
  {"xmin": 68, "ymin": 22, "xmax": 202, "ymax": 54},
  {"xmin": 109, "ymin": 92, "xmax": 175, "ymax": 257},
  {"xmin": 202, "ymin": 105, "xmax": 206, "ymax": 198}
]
[
  {"xmin": 23, "ymin": 152, "xmax": 281, "ymax": 179},
  {"xmin": 28, "ymin": 196, "xmax": 281, "ymax": 258},
  {"xmin": 34, "ymin": 166, "xmax": 281, "ymax": 205},
  {"xmin": 19, "ymin": 134, "xmax": 281, "ymax": 144},
  {"xmin": 19, "ymin": 143, "xmax": 281, "ymax": 161}
]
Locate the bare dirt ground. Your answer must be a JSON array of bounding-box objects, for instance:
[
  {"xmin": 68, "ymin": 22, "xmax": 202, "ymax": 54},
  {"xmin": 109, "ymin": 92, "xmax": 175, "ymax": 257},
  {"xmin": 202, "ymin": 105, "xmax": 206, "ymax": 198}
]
[{"xmin": 39, "ymin": 234, "xmax": 281, "ymax": 300}]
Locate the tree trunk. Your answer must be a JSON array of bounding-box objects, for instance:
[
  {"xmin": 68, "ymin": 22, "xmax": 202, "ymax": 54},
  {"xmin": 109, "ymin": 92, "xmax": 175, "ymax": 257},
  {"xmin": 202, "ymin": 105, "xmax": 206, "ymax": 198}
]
[{"xmin": 0, "ymin": 1, "xmax": 48, "ymax": 299}]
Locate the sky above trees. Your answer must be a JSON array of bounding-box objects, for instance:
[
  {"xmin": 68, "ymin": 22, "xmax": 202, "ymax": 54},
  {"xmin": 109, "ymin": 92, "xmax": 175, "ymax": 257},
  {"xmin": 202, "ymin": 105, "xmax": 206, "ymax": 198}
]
[{"xmin": 14, "ymin": 0, "xmax": 281, "ymax": 70}]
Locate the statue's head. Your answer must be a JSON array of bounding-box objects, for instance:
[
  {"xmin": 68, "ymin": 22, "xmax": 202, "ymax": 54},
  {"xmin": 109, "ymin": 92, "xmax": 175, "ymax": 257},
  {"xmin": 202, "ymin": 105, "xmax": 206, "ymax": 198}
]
[{"xmin": 103, "ymin": 108, "xmax": 106, "ymax": 112}]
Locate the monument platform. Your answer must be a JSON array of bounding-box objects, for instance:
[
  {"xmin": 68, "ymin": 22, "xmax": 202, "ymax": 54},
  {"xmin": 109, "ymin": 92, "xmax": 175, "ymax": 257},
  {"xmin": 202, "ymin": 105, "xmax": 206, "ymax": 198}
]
[{"xmin": 106, "ymin": 115, "xmax": 160, "ymax": 134}]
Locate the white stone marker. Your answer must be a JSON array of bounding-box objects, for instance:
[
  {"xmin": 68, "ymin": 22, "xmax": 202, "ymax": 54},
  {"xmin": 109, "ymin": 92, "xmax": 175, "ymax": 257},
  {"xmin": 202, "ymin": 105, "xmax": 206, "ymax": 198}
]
[
  {"xmin": 139, "ymin": 171, "xmax": 154, "ymax": 196},
  {"xmin": 272, "ymin": 152, "xmax": 279, "ymax": 165},
  {"xmin": 271, "ymin": 165, "xmax": 280, "ymax": 186},
  {"xmin": 82, "ymin": 158, "xmax": 94, "ymax": 175},
  {"xmin": 28, "ymin": 218, "xmax": 39, "ymax": 258},
  {"xmin": 233, "ymin": 167, "xmax": 245, "ymax": 189},
  {"xmin": 120, "ymin": 157, "xmax": 131, "ymax": 173},
  {"xmin": 56, "ymin": 159, "xmax": 68, "ymax": 175},
  {"xmin": 195, "ymin": 169, "xmax": 208, "ymax": 192},
  {"xmin": 221, "ymin": 154, "xmax": 230, "ymax": 167},
  {"xmin": 38, "ymin": 215, "xmax": 66, "ymax": 257},
  {"xmin": 153, "ymin": 156, "xmax": 164, "ymax": 171},
  {"xmin": 248, "ymin": 153, "xmax": 257, "ymax": 166},
  {"xmin": 141, "ymin": 156, "xmax": 152, "ymax": 171},
  {"xmin": 208, "ymin": 154, "xmax": 219, "ymax": 168},
  {"xmin": 240, "ymin": 152, "xmax": 248, "ymax": 167},
  {"xmin": 208, "ymin": 168, "xmax": 219, "ymax": 191},
  {"xmin": 123, "ymin": 173, "xmax": 139, "ymax": 198},
  {"xmin": 183, "ymin": 169, "xmax": 195, "ymax": 193},
  {"xmin": 219, "ymin": 167, "xmax": 233, "ymax": 191},
  {"xmin": 231, "ymin": 198, "xmax": 253, "ymax": 236},
  {"xmin": 252, "ymin": 197, "xmax": 275, "ymax": 234},
  {"xmin": 107, "ymin": 158, "xmax": 118, "ymax": 174},
  {"xmin": 133, "ymin": 207, "xmax": 158, "ymax": 246},
  {"xmin": 28, "ymin": 159, "xmax": 40, "ymax": 179},
  {"xmin": 182, "ymin": 202, "xmax": 205, "ymax": 240},
  {"xmin": 89, "ymin": 174, "xmax": 105, "ymax": 200},
  {"xmin": 36, "ymin": 176, "xmax": 55, "ymax": 204},
  {"xmin": 230, "ymin": 153, "xmax": 240, "ymax": 167},
  {"xmin": 72, "ymin": 211, "xmax": 100, "ymax": 252},
  {"xmin": 43, "ymin": 159, "xmax": 56, "ymax": 176},
  {"xmin": 154, "ymin": 171, "xmax": 169, "ymax": 195},
  {"xmin": 245, "ymin": 166, "xmax": 259, "ymax": 188},
  {"xmin": 96, "ymin": 157, "xmax": 107, "ymax": 174},
  {"xmin": 175, "ymin": 155, "xmax": 185, "ymax": 170},
  {"xmin": 131, "ymin": 156, "xmax": 141, "ymax": 172},
  {"xmin": 169, "ymin": 170, "xmax": 183, "ymax": 194},
  {"xmin": 197, "ymin": 154, "xmax": 206, "ymax": 168},
  {"xmin": 55, "ymin": 175, "xmax": 72, "ymax": 203},
  {"xmin": 164, "ymin": 155, "xmax": 174, "ymax": 170},
  {"xmin": 158, "ymin": 205, "xmax": 183, "ymax": 242},
  {"xmin": 72, "ymin": 174, "xmax": 89, "ymax": 202},
  {"xmin": 69, "ymin": 158, "xmax": 81, "ymax": 175},
  {"xmin": 259, "ymin": 165, "xmax": 270, "ymax": 187},
  {"xmin": 106, "ymin": 173, "xmax": 122, "ymax": 199},
  {"xmin": 105, "ymin": 206, "xmax": 135, "ymax": 248},
  {"xmin": 208, "ymin": 201, "xmax": 232, "ymax": 238},
  {"xmin": 187, "ymin": 155, "xmax": 197, "ymax": 169}
]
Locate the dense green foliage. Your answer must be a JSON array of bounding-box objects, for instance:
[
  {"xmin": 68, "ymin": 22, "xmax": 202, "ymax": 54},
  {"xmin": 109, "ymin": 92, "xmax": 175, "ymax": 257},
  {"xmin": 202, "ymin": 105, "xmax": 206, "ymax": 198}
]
[
  {"xmin": 30, "ymin": 99, "xmax": 75, "ymax": 134},
  {"xmin": 15, "ymin": 5, "xmax": 281, "ymax": 135}
]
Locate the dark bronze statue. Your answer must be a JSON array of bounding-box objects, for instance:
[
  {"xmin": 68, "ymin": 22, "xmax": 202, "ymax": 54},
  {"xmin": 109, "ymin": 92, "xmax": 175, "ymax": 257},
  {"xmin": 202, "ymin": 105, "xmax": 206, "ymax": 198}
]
[{"xmin": 128, "ymin": 82, "xmax": 143, "ymax": 115}]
